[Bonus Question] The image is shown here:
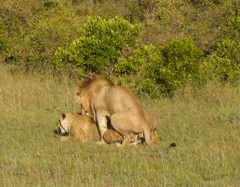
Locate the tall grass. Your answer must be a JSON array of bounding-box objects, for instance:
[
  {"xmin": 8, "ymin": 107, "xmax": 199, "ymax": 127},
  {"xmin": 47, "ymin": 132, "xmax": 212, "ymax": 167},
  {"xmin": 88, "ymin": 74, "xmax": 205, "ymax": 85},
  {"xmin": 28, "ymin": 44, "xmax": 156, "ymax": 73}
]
[{"xmin": 1, "ymin": 63, "xmax": 240, "ymax": 186}]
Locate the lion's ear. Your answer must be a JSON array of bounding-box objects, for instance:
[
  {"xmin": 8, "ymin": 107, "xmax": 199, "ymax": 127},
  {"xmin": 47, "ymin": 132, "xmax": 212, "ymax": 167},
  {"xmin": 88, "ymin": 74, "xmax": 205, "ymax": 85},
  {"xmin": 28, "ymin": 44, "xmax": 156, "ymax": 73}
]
[{"xmin": 59, "ymin": 113, "xmax": 66, "ymax": 120}]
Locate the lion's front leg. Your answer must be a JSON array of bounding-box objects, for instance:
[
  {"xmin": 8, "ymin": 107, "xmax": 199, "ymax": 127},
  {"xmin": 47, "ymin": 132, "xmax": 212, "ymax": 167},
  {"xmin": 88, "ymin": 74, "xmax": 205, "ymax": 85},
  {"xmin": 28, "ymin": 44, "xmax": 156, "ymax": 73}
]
[{"xmin": 96, "ymin": 112, "xmax": 108, "ymax": 145}]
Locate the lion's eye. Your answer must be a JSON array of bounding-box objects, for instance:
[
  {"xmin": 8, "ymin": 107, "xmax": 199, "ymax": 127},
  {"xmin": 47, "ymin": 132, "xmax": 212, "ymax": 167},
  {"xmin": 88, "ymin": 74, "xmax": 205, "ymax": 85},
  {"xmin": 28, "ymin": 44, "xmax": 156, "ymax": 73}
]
[{"xmin": 77, "ymin": 93, "xmax": 81, "ymax": 96}]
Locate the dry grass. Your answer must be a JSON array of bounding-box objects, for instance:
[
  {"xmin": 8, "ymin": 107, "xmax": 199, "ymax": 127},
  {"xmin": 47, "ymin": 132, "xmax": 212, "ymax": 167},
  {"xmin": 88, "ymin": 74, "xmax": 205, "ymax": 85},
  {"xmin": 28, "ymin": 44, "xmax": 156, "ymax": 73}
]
[{"xmin": 1, "ymin": 63, "xmax": 240, "ymax": 186}]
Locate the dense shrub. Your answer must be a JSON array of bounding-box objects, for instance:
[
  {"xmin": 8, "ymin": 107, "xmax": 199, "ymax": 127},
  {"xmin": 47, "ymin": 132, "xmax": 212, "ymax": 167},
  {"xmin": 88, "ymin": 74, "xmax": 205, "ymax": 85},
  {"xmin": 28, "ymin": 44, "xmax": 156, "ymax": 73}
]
[
  {"xmin": 203, "ymin": 15, "xmax": 240, "ymax": 83},
  {"xmin": 54, "ymin": 16, "xmax": 141, "ymax": 75},
  {"xmin": 0, "ymin": 0, "xmax": 80, "ymax": 71},
  {"xmin": 53, "ymin": 16, "xmax": 161, "ymax": 96},
  {"xmin": 204, "ymin": 38, "xmax": 240, "ymax": 82},
  {"xmin": 147, "ymin": 38, "xmax": 204, "ymax": 95},
  {"xmin": 0, "ymin": 31, "xmax": 6, "ymax": 53},
  {"xmin": 230, "ymin": 15, "xmax": 240, "ymax": 40},
  {"xmin": 54, "ymin": 17, "xmax": 208, "ymax": 97},
  {"xmin": 1, "ymin": 0, "xmax": 240, "ymax": 97}
]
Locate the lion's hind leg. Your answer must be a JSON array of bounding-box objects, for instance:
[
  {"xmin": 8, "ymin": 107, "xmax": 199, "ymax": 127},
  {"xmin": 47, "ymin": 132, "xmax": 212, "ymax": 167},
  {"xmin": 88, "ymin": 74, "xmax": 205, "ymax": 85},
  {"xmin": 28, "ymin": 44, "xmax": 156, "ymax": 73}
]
[
  {"xmin": 141, "ymin": 124, "xmax": 158, "ymax": 148},
  {"xmin": 117, "ymin": 133, "xmax": 134, "ymax": 147},
  {"xmin": 129, "ymin": 134, "xmax": 142, "ymax": 146}
]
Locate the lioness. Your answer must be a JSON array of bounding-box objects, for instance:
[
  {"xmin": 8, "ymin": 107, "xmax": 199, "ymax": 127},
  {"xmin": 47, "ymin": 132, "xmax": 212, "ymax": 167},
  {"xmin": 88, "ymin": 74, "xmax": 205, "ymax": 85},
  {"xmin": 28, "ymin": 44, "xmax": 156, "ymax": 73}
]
[
  {"xmin": 75, "ymin": 75, "xmax": 158, "ymax": 147},
  {"xmin": 58, "ymin": 112, "xmax": 123, "ymax": 143}
]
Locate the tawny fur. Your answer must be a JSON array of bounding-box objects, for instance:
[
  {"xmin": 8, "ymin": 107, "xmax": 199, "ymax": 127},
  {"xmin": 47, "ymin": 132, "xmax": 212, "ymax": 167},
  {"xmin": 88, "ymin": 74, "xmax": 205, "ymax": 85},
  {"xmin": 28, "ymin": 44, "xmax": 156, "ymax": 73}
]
[
  {"xmin": 58, "ymin": 112, "xmax": 123, "ymax": 143},
  {"xmin": 74, "ymin": 75, "xmax": 158, "ymax": 147},
  {"xmin": 103, "ymin": 129, "xmax": 123, "ymax": 143}
]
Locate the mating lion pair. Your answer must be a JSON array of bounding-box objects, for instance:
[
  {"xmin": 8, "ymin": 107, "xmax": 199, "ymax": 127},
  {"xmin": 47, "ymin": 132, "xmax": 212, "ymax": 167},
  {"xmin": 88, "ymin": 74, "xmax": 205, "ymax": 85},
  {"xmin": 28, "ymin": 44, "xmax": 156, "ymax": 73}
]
[{"xmin": 59, "ymin": 75, "xmax": 158, "ymax": 147}]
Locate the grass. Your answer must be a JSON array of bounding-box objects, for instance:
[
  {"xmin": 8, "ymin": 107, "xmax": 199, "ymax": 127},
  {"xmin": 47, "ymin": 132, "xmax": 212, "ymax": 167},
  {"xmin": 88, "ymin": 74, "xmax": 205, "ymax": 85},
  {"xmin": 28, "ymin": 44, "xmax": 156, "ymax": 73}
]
[{"xmin": 1, "ymin": 63, "xmax": 240, "ymax": 186}]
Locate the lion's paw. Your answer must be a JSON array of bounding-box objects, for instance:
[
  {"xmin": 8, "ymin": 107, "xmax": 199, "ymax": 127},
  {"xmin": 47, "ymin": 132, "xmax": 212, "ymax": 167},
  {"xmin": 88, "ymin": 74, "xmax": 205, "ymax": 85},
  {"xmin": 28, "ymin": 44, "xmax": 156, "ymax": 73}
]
[
  {"xmin": 96, "ymin": 141, "xmax": 106, "ymax": 145},
  {"xmin": 60, "ymin": 137, "xmax": 69, "ymax": 141},
  {"xmin": 127, "ymin": 140, "xmax": 142, "ymax": 146},
  {"xmin": 116, "ymin": 143, "xmax": 123, "ymax": 147},
  {"xmin": 129, "ymin": 142, "xmax": 138, "ymax": 146}
]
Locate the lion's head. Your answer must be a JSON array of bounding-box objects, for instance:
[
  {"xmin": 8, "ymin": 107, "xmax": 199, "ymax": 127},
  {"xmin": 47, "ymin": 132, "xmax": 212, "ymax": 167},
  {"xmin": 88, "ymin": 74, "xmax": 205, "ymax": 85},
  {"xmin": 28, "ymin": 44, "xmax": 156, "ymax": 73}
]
[
  {"xmin": 75, "ymin": 75, "xmax": 115, "ymax": 117},
  {"xmin": 58, "ymin": 113, "xmax": 70, "ymax": 134}
]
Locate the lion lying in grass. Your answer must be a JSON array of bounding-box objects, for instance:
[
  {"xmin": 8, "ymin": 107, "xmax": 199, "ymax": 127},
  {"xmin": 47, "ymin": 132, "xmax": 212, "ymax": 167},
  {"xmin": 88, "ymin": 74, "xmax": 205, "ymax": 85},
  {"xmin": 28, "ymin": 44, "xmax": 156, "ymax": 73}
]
[
  {"xmin": 75, "ymin": 75, "xmax": 158, "ymax": 147},
  {"xmin": 58, "ymin": 112, "xmax": 124, "ymax": 143}
]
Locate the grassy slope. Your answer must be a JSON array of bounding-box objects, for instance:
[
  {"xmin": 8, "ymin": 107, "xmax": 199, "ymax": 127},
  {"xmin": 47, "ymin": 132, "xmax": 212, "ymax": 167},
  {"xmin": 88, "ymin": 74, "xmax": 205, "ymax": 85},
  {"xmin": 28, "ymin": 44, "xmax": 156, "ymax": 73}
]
[{"xmin": 1, "ymin": 63, "xmax": 240, "ymax": 186}]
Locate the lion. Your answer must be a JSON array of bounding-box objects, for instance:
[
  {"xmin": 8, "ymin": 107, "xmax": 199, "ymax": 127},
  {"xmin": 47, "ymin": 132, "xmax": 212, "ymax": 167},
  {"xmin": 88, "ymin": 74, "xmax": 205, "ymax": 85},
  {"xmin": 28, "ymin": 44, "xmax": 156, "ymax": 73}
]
[
  {"xmin": 58, "ymin": 112, "xmax": 124, "ymax": 143},
  {"xmin": 75, "ymin": 75, "xmax": 158, "ymax": 147}
]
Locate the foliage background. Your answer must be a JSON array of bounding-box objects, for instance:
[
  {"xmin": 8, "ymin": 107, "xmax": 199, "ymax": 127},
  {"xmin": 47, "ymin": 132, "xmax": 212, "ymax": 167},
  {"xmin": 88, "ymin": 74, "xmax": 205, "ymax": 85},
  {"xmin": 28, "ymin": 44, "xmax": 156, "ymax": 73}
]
[{"xmin": 1, "ymin": 0, "xmax": 240, "ymax": 96}]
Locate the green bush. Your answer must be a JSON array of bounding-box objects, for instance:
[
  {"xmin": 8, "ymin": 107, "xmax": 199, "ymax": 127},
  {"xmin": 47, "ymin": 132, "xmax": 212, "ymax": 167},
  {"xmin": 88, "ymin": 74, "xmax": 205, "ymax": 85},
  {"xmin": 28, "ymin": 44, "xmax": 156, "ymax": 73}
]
[
  {"xmin": 203, "ymin": 14, "xmax": 240, "ymax": 83},
  {"xmin": 230, "ymin": 15, "xmax": 240, "ymax": 40},
  {"xmin": 204, "ymin": 38, "xmax": 240, "ymax": 82},
  {"xmin": 0, "ymin": 31, "xmax": 6, "ymax": 52},
  {"xmin": 0, "ymin": 0, "xmax": 80, "ymax": 71},
  {"xmin": 57, "ymin": 16, "xmax": 240, "ymax": 97},
  {"xmin": 2, "ymin": 0, "xmax": 239, "ymax": 98},
  {"xmin": 116, "ymin": 44, "xmax": 161, "ymax": 98},
  {"xmin": 148, "ymin": 38, "xmax": 204, "ymax": 94},
  {"xmin": 54, "ymin": 16, "xmax": 141, "ymax": 75},
  {"xmin": 54, "ymin": 16, "xmax": 161, "ymax": 97}
]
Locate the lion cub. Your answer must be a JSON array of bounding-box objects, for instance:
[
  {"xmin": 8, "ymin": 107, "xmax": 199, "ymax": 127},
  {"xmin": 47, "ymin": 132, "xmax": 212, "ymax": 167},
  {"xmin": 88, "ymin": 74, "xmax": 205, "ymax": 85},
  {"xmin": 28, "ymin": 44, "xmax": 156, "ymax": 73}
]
[{"xmin": 58, "ymin": 112, "xmax": 123, "ymax": 143}]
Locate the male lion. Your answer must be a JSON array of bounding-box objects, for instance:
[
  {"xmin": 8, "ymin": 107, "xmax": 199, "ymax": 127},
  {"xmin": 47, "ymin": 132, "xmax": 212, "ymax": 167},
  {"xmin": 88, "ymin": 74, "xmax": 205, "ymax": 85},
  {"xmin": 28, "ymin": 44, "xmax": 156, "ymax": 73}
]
[
  {"xmin": 58, "ymin": 112, "xmax": 123, "ymax": 143},
  {"xmin": 75, "ymin": 75, "xmax": 158, "ymax": 147}
]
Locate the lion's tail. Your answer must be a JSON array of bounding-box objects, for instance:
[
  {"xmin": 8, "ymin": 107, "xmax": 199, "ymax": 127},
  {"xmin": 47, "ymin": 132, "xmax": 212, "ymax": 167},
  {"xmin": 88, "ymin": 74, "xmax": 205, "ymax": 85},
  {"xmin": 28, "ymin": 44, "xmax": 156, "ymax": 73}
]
[{"xmin": 143, "ymin": 125, "xmax": 158, "ymax": 148}]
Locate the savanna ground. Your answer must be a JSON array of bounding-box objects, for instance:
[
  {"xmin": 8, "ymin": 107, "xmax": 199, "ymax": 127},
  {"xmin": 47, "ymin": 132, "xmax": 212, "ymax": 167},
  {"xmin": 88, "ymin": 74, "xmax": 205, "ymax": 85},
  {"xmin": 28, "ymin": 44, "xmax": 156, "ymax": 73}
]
[{"xmin": 1, "ymin": 62, "xmax": 240, "ymax": 186}]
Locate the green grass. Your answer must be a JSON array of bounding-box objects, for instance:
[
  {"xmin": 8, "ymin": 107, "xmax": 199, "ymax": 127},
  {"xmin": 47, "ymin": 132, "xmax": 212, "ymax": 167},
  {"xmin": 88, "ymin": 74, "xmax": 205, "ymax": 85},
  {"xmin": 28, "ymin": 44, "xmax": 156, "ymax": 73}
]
[{"xmin": 1, "ymin": 63, "xmax": 240, "ymax": 186}]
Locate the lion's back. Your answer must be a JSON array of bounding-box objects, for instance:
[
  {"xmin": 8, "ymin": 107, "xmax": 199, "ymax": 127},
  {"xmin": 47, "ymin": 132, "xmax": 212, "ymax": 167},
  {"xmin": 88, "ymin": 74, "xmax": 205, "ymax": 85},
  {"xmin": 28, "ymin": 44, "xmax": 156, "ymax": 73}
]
[
  {"xmin": 70, "ymin": 115, "xmax": 99, "ymax": 142},
  {"xmin": 100, "ymin": 85, "xmax": 145, "ymax": 113}
]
